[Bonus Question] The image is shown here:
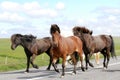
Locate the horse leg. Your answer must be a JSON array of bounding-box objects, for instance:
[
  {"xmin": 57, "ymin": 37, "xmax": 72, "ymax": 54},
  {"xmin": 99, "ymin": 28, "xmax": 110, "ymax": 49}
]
[
  {"xmin": 71, "ymin": 54, "xmax": 77, "ymax": 74},
  {"xmin": 24, "ymin": 49, "xmax": 31, "ymax": 73},
  {"xmin": 26, "ymin": 56, "xmax": 30, "ymax": 72},
  {"xmin": 85, "ymin": 53, "xmax": 94, "ymax": 69},
  {"xmin": 61, "ymin": 57, "xmax": 66, "ymax": 77},
  {"xmin": 88, "ymin": 53, "xmax": 94, "ymax": 67},
  {"xmin": 102, "ymin": 52, "xmax": 107, "ymax": 69},
  {"xmin": 79, "ymin": 52, "xmax": 85, "ymax": 71},
  {"xmin": 85, "ymin": 53, "xmax": 89, "ymax": 70},
  {"xmin": 52, "ymin": 58, "xmax": 59, "ymax": 73},
  {"xmin": 46, "ymin": 51, "xmax": 52, "ymax": 70},
  {"xmin": 30, "ymin": 54, "xmax": 38, "ymax": 69},
  {"xmin": 47, "ymin": 56, "xmax": 52, "ymax": 70},
  {"xmin": 95, "ymin": 53, "xmax": 100, "ymax": 65},
  {"xmin": 47, "ymin": 55, "xmax": 59, "ymax": 70},
  {"xmin": 46, "ymin": 50, "xmax": 60, "ymax": 70},
  {"xmin": 106, "ymin": 50, "xmax": 110, "ymax": 68}
]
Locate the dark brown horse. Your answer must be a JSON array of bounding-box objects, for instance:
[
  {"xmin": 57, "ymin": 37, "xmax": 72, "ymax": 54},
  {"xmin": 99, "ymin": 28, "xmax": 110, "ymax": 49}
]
[
  {"xmin": 50, "ymin": 24, "xmax": 85, "ymax": 77},
  {"xmin": 73, "ymin": 26, "xmax": 116, "ymax": 69},
  {"xmin": 11, "ymin": 34, "xmax": 59, "ymax": 72}
]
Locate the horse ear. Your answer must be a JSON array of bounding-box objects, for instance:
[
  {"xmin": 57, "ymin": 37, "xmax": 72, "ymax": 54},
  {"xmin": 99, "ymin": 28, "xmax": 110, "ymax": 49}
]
[
  {"xmin": 57, "ymin": 25, "xmax": 60, "ymax": 33},
  {"xmin": 26, "ymin": 37, "xmax": 32, "ymax": 42},
  {"xmin": 90, "ymin": 31, "xmax": 93, "ymax": 35},
  {"xmin": 34, "ymin": 36, "xmax": 37, "ymax": 39},
  {"xmin": 30, "ymin": 35, "xmax": 37, "ymax": 39},
  {"xmin": 16, "ymin": 34, "xmax": 23, "ymax": 37},
  {"xmin": 33, "ymin": 36, "xmax": 37, "ymax": 39}
]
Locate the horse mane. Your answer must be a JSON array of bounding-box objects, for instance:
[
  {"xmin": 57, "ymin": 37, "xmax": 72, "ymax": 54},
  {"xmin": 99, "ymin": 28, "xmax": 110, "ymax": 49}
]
[
  {"xmin": 24, "ymin": 34, "xmax": 36, "ymax": 39},
  {"xmin": 11, "ymin": 34, "xmax": 23, "ymax": 38},
  {"xmin": 50, "ymin": 24, "xmax": 61, "ymax": 34},
  {"xmin": 73, "ymin": 26, "xmax": 93, "ymax": 35},
  {"xmin": 22, "ymin": 34, "xmax": 37, "ymax": 42}
]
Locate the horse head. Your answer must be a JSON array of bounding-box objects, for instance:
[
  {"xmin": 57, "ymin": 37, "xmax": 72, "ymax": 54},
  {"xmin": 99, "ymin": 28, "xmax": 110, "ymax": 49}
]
[
  {"xmin": 11, "ymin": 34, "xmax": 37, "ymax": 50},
  {"xmin": 50, "ymin": 24, "xmax": 60, "ymax": 34},
  {"xmin": 11, "ymin": 34, "xmax": 23, "ymax": 50},
  {"xmin": 50, "ymin": 24, "xmax": 61, "ymax": 47}
]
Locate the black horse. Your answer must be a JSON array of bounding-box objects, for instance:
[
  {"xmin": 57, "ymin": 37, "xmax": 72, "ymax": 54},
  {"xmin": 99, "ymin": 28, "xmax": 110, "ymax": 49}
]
[
  {"xmin": 73, "ymin": 26, "xmax": 116, "ymax": 69},
  {"xmin": 11, "ymin": 34, "xmax": 59, "ymax": 72}
]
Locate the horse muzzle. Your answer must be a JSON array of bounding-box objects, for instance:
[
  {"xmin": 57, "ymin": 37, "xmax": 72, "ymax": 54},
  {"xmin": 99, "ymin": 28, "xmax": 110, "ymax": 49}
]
[{"xmin": 11, "ymin": 45, "xmax": 16, "ymax": 50}]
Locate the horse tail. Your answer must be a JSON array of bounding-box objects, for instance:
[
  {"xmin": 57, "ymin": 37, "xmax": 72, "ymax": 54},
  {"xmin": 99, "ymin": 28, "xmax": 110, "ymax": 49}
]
[{"xmin": 109, "ymin": 35, "xmax": 116, "ymax": 58}]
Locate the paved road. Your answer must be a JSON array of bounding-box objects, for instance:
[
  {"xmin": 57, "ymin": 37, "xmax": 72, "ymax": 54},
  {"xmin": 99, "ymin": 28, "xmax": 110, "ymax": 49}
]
[{"xmin": 0, "ymin": 57, "xmax": 120, "ymax": 80}]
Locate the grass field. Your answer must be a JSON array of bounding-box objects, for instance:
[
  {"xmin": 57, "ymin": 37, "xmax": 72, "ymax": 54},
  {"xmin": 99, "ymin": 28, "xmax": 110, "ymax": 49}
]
[{"xmin": 0, "ymin": 37, "xmax": 120, "ymax": 72}]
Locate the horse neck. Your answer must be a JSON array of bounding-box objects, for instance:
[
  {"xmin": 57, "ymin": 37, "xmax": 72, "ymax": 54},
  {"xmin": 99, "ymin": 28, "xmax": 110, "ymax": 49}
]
[
  {"xmin": 81, "ymin": 33, "xmax": 93, "ymax": 51},
  {"xmin": 43, "ymin": 37, "xmax": 52, "ymax": 45},
  {"xmin": 54, "ymin": 32, "xmax": 62, "ymax": 42},
  {"xmin": 52, "ymin": 32, "xmax": 63, "ymax": 50},
  {"xmin": 21, "ymin": 40, "xmax": 36, "ymax": 50}
]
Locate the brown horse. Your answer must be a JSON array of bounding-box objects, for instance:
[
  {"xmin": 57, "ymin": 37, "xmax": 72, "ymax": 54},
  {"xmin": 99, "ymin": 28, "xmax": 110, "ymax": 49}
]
[
  {"xmin": 11, "ymin": 34, "xmax": 59, "ymax": 72},
  {"xmin": 50, "ymin": 24, "xmax": 85, "ymax": 77},
  {"xmin": 73, "ymin": 26, "xmax": 116, "ymax": 69}
]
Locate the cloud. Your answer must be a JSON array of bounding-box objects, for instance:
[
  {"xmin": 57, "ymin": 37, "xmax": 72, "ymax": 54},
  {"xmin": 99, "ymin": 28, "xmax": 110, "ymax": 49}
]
[
  {"xmin": 0, "ymin": 1, "xmax": 21, "ymax": 12},
  {"xmin": 23, "ymin": 1, "xmax": 40, "ymax": 11},
  {"xmin": 86, "ymin": 7, "xmax": 120, "ymax": 36},
  {"xmin": 56, "ymin": 2, "xmax": 65, "ymax": 10},
  {"xmin": 97, "ymin": 7, "xmax": 120, "ymax": 15},
  {"xmin": 108, "ymin": 15, "xmax": 116, "ymax": 21},
  {"xmin": 0, "ymin": 12, "xmax": 27, "ymax": 23},
  {"xmin": 0, "ymin": 30, "xmax": 7, "ymax": 34},
  {"xmin": 25, "ymin": 8, "xmax": 57, "ymax": 18},
  {"xmin": 0, "ymin": 1, "xmax": 119, "ymax": 38},
  {"xmin": 0, "ymin": 1, "xmax": 65, "ymax": 38},
  {"xmin": 0, "ymin": 1, "xmax": 60, "ymax": 19},
  {"xmin": 22, "ymin": 2, "xmax": 58, "ymax": 18}
]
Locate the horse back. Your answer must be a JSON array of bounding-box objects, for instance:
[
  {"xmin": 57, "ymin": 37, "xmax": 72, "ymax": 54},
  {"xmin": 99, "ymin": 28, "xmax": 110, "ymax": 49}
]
[
  {"xmin": 100, "ymin": 35, "xmax": 112, "ymax": 47},
  {"xmin": 31, "ymin": 37, "xmax": 52, "ymax": 54},
  {"xmin": 65, "ymin": 36, "xmax": 83, "ymax": 52},
  {"xmin": 93, "ymin": 35, "xmax": 112, "ymax": 52}
]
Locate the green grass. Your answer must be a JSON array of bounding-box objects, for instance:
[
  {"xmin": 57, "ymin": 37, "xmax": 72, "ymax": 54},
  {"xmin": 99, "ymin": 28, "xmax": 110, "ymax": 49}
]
[{"xmin": 0, "ymin": 37, "xmax": 120, "ymax": 72}]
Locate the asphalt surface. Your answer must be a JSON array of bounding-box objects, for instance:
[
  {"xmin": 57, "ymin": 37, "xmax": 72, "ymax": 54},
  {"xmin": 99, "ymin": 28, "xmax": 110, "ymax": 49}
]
[{"xmin": 0, "ymin": 57, "xmax": 120, "ymax": 80}]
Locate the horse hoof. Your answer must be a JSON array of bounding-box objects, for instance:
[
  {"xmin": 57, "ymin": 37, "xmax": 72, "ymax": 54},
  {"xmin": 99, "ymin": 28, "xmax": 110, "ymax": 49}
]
[
  {"xmin": 96, "ymin": 62, "xmax": 100, "ymax": 65},
  {"xmin": 86, "ymin": 67, "xmax": 88, "ymax": 70},
  {"xmin": 103, "ymin": 67, "xmax": 107, "ymax": 70},
  {"xmin": 34, "ymin": 65, "xmax": 39, "ymax": 69},
  {"xmin": 60, "ymin": 75, "xmax": 64, "ymax": 78},
  {"xmin": 46, "ymin": 68, "xmax": 50, "ymax": 70},
  {"xmin": 81, "ymin": 67, "xmax": 85, "ymax": 72},
  {"xmin": 55, "ymin": 69, "xmax": 60, "ymax": 73},
  {"xmin": 72, "ymin": 72, "xmax": 76, "ymax": 75},
  {"xmin": 24, "ymin": 71, "xmax": 28, "ymax": 73},
  {"xmin": 89, "ymin": 63, "xmax": 94, "ymax": 67}
]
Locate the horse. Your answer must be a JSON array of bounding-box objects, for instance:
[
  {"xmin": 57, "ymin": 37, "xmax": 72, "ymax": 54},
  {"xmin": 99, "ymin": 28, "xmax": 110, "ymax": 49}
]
[
  {"xmin": 94, "ymin": 52, "xmax": 100, "ymax": 65},
  {"xmin": 11, "ymin": 34, "xmax": 59, "ymax": 72},
  {"xmin": 72, "ymin": 26, "xmax": 116, "ymax": 69},
  {"xmin": 50, "ymin": 24, "xmax": 85, "ymax": 77},
  {"xmin": 82, "ymin": 52, "xmax": 100, "ymax": 65}
]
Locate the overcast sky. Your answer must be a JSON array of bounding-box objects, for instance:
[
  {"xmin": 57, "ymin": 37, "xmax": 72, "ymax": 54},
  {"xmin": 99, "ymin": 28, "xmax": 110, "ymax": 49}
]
[{"xmin": 0, "ymin": 0, "xmax": 120, "ymax": 38}]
